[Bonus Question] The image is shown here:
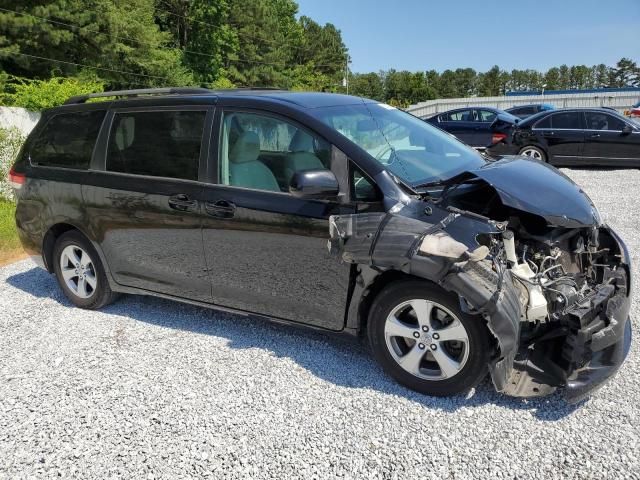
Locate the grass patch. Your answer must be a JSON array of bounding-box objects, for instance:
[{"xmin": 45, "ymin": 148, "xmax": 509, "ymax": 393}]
[{"xmin": 0, "ymin": 200, "xmax": 25, "ymax": 266}]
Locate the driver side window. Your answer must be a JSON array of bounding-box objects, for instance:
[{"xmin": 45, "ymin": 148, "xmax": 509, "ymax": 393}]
[{"xmin": 219, "ymin": 111, "xmax": 331, "ymax": 192}]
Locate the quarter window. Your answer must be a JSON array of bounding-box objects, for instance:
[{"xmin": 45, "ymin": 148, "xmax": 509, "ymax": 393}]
[
  {"xmin": 219, "ymin": 111, "xmax": 330, "ymax": 192},
  {"xmin": 352, "ymin": 165, "xmax": 380, "ymax": 202},
  {"xmin": 30, "ymin": 110, "xmax": 106, "ymax": 169},
  {"xmin": 106, "ymin": 110, "xmax": 206, "ymax": 180},
  {"xmin": 534, "ymin": 115, "xmax": 552, "ymax": 129}
]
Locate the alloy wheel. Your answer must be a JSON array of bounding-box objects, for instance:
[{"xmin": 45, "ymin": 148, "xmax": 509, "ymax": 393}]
[
  {"xmin": 59, "ymin": 245, "xmax": 97, "ymax": 299},
  {"xmin": 520, "ymin": 148, "xmax": 543, "ymax": 160},
  {"xmin": 384, "ymin": 299, "xmax": 470, "ymax": 381}
]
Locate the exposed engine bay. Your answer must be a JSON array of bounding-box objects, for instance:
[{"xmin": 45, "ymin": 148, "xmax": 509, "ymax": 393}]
[
  {"xmin": 481, "ymin": 220, "xmax": 629, "ymax": 398},
  {"xmin": 328, "ymin": 159, "xmax": 632, "ymax": 402}
]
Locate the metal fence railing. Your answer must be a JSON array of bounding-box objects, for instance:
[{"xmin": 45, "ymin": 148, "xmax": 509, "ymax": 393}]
[{"xmin": 405, "ymin": 91, "xmax": 640, "ymax": 118}]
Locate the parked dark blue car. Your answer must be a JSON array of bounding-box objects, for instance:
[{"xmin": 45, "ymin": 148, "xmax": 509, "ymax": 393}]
[
  {"xmin": 424, "ymin": 107, "xmax": 519, "ymax": 148},
  {"xmin": 505, "ymin": 103, "xmax": 555, "ymax": 119}
]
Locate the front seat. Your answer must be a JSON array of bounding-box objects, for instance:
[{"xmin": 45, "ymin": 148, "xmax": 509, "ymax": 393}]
[
  {"xmin": 284, "ymin": 130, "xmax": 325, "ymax": 182},
  {"xmin": 229, "ymin": 131, "xmax": 280, "ymax": 192}
]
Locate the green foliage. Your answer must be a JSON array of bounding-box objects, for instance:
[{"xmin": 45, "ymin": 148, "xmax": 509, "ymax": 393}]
[
  {"xmin": 155, "ymin": 0, "xmax": 235, "ymax": 85},
  {"xmin": 349, "ymin": 58, "xmax": 640, "ymax": 106},
  {"xmin": 0, "ymin": 127, "xmax": 25, "ymax": 201},
  {"xmin": 0, "ymin": 1, "xmax": 635, "ymax": 107},
  {"xmin": 4, "ymin": 76, "xmax": 104, "ymax": 110},
  {"xmin": 612, "ymin": 58, "xmax": 640, "ymax": 87},
  {"xmin": 0, "ymin": 199, "xmax": 22, "ymax": 264},
  {"xmin": 0, "ymin": 0, "xmax": 347, "ymax": 93},
  {"xmin": 224, "ymin": 0, "xmax": 347, "ymax": 89},
  {"xmin": 0, "ymin": 0, "xmax": 194, "ymax": 88}
]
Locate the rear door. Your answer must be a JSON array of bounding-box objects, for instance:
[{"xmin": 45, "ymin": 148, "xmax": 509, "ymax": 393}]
[
  {"xmin": 83, "ymin": 106, "xmax": 213, "ymax": 302},
  {"xmin": 540, "ymin": 111, "xmax": 585, "ymax": 165},
  {"xmin": 475, "ymin": 109, "xmax": 499, "ymax": 147},
  {"xmin": 440, "ymin": 109, "xmax": 477, "ymax": 145},
  {"xmin": 200, "ymin": 108, "xmax": 355, "ymax": 330},
  {"xmin": 582, "ymin": 111, "xmax": 640, "ymax": 166}
]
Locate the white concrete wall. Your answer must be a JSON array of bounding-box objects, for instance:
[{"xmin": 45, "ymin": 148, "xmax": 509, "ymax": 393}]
[{"xmin": 0, "ymin": 106, "xmax": 40, "ymax": 135}]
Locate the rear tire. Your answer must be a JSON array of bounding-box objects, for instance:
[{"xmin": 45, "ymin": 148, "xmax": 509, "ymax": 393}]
[
  {"xmin": 53, "ymin": 230, "xmax": 118, "ymax": 309},
  {"xmin": 368, "ymin": 280, "xmax": 490, "ymax": 396},
  {"xmin": 519, "ymin": 145, "xmax": 546, "ymax": 162}
]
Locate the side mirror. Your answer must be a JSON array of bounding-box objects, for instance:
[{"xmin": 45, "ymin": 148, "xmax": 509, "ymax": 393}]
[
  {"xmin": 622, "ymin": 124, "xmax": 633, "ymax": 135},
  {"xmin": 289, "ymin": 169, "xmax": 339, "ymax": 199}
]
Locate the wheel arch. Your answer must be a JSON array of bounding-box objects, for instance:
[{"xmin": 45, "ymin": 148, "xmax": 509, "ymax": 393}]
[
  {"xmin": 352, "ymin": 269, "xmax": 442, "ymax": 336},
  {"xmin": 42, "ymin": 222, "xmax": 111, "ymax": 279}
]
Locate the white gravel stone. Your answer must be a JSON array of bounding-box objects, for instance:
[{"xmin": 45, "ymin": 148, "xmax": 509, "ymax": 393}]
[{"xmin": 0, "ymin": 168, "xmax": 639, "ymax": 479}]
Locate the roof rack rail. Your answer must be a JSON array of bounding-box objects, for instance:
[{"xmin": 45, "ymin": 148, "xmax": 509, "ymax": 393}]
[{"xmin": 64, "ymin": 87, "xmax": 213, "ymax": 105}]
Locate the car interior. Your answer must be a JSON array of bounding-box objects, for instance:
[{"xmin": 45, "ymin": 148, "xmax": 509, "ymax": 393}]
[
  {"xmin": 222, "ymin": 113, "xmax": 330, "ymax": 193},
  {"xmin": 107, "ymin": 111, "xmax": 205, "ymax": 181}
]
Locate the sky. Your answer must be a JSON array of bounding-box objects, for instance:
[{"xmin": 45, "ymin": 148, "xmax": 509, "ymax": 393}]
[{"xmin": 296, "ymin": 0, "xmax": 640, "ymax": 73}]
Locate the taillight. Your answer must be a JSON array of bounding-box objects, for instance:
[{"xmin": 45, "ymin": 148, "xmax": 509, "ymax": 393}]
[
  {"xmin": 8, "ymin": 167, "xmax": 26, "ymax": 190},
  {"xmin": 491, "ymin": 133, "xmax": 507, "ymax": 145}
]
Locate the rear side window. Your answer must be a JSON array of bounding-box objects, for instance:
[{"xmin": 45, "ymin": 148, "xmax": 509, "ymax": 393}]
[
  {"xmin": 515, "ymin": 106, "xmax": 535, "ymax": 115},
  {"xmin": 107, "ymin": 110, "xmax": 206, "ymax": 180},
  {"xmin": 30, "ymin": 110, "xmax": 106, "ymax": 169},
  {"xmin": 444, "ymin": 110, "xmax": 474, "ymax": 122},
  {"xmin": 549, "ymin": 112, "xmax": 583, "ymax": 129},
  {"xmin": 478, "ymin": 110, "xmax": 497, "ymax": 122}
]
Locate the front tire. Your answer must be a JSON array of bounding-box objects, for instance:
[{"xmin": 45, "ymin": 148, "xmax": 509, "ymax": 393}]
[
  {"xmin": 368, "ymin": 280, "xmax": 490, "ymax": 396},
  {"xmin": 53, "ymin": 230, "xmax": 118, "ymax": 309},
  {"xmin": 519, "ymin": 145, "xmax": 546, "ymax": 162}
]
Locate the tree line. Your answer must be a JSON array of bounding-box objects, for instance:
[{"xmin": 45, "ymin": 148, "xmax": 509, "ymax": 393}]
[
  {"xmin": 0, "ymin": 2, "xmax": 637, "ymax": 110},
  {"xmin": 350, "ymin": 58, "xmax": 640, "ymax": 107},
  {"xmin": 0, "ymin": 0, "xmax": 348, "ymax": 92}
]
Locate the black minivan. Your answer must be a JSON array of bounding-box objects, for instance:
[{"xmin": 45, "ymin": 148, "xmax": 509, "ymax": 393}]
[{"xmin": 11, "ymin": 88, "xmax": 632, "ymax": 402}]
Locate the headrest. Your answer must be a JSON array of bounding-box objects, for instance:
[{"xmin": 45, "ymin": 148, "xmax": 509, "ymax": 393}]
[
  {"xmin": 230, "ymin": 131, "xmax": 260, "ymax": 164},
  {"xmin": 289, "ymin": 130, "xmax": 314, "ymax": 152}
]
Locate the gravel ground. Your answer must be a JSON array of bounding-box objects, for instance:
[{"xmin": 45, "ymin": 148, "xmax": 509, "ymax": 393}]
[{"xmin": 1, "ymin": 168, "xmax": 639, "ymax": 479}]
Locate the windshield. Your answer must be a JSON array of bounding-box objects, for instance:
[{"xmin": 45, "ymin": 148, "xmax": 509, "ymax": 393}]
[{"xmin": 310, "ymin": 102, "xmax": 485, "ymax": 186}]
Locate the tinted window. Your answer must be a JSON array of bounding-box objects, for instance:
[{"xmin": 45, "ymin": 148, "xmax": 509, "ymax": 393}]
[
  {"xmin": 520, "ymin": 106, "xmax": 536, "ymax": 115},
  {"xmin": 107, "ymin": 111, "xmax": 205, "ymax": 180},
  {"xmin": 550, "ymin": 112, "xmax": 583, "ymax": 129},
  {"xmin": 220, "ymin": 111, "xmax": 331, "ymax": 192},
  {"xmin": 30, "ymin": 110, "xmax": 105, "ymax": 169},
  {"xmin": 534, "ymin": 115, "xmax": 552, "ymax": 129},
  {"xmin": 584, "ymin": 112, "xmax": 626, "ymax": 131}
]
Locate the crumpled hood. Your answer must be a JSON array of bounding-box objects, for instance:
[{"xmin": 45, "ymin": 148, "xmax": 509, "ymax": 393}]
[{"xmin": 463, "ymin": 156, "xmax": 601, "ymax": 228}]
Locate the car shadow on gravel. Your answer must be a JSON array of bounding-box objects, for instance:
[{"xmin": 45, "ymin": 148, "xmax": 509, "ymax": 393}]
[{"xmin": 6, "ymin": 266, "xmax": 585, "ymax": 421}]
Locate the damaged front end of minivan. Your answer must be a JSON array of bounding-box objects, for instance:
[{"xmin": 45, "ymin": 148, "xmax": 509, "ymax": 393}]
[{"xmin": 330, "ymin": 158, "xmax": 632, "ymax": 402}]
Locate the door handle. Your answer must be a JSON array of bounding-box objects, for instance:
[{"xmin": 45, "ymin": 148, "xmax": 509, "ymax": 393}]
[
  {"xmin": 590, "ymin": 133, "xmax": 601, "ymax": 138},
  {"xmin": 542, "ymin": 131, "xmax": 555, "ymax": 137},
  {"xmin": 205, "ymin": 199, "xmax": 236, "ymax": 218},
  {"xmin": 168, "ymin": 193, "xmax": 198, "ymax": 211}
]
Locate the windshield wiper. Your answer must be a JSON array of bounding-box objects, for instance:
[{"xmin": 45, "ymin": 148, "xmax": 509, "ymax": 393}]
[
  {"xmin": 413, "ymin": 171, "xmax": 475, "ymax": 190},
  {"xmin": 413, "ymin": 178, "xmax": 448, "ymax": 189}
]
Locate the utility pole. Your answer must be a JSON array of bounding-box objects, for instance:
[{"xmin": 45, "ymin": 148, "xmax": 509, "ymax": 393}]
[{"xmin": 344, "ymin": 55, "xmax": 351, "ymax": 95}]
